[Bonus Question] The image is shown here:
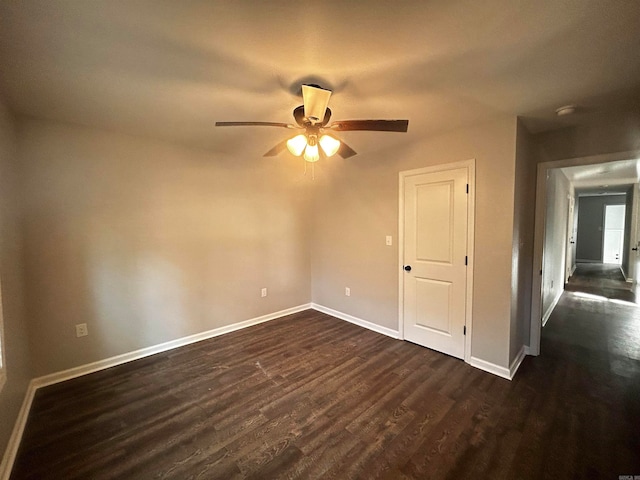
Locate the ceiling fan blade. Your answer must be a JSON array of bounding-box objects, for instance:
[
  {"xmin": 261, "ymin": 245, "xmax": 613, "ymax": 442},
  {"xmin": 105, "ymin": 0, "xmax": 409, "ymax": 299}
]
[
  {"xmin": 337, "ymin": 140, "xmax": 357, "ymax": 159},
  {"xmin": 263, "ymin": 139, "xmax": 288, "ymax": 157},
  {"xmin": 215, "ymin": 121, "xmax": 293, "ymax": 128},
  {"xmin": 328, "ymin": 119, "xmax": 409, "ymax": 132}
]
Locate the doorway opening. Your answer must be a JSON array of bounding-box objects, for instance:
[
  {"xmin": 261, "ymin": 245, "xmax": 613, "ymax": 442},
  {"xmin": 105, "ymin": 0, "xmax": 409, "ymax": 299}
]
[{"xmin": 530, "ymin": 151, "xmax": 640, "ymax": 355}]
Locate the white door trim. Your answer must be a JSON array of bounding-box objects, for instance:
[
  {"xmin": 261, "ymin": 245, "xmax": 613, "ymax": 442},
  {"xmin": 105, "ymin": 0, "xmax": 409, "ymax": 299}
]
[
  {"xmin": 630, "ymin": 183, "xmax": 640, "ymax": 283},
  {"xmin": 530, "ymin": 149, "xmax": 640, "ymax": 356},
  {"xmin": 398, "ymin": 158, "xmax": 475, "ymax": 363},
  {"xmin": 564, "ymin": 195, "xmax": 575, "ymax": 283}
]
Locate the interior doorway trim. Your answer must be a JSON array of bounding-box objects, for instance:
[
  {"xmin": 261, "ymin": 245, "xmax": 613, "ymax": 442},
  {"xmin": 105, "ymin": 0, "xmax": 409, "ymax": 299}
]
[
  {"xmin": 398, "ymin": 158, "xmax": 475, "ymax": 363},
  {"xmin": 530, "ymin": 149, "xmax": 640, "ymax": 356}
]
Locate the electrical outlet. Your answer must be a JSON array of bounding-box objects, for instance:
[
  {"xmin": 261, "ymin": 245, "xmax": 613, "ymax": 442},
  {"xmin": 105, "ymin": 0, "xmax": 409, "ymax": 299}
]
[
  {"xmin": 76, "ymin": 323, "xmax": 88, "ymax": 338},
  {"xmin": 345, "ymin": 287, "xmax": 351, "ymax": 296},
  {"xmin": 386, "ymin": 235, "xmax": 392, "ymax": 246},
  {"xmin": 261, "ymin": 288, "xmax": 267, "ymax": 297}
]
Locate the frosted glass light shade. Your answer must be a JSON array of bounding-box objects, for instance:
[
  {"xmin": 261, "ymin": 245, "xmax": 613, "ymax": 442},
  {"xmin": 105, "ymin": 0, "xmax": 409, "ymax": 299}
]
[
  {"xmin": 286, "ymin": 134, "xmax": 307, "ymax": 156},
  {"xmin": 303, "ymin": 143, "xmax": 320, "ymax": 162},
  {"xmin": 319, "ymin": 135, "xmax": 341, "ymax": 157},
  {"xmin": 302, "ymin": 85, "xmax": 332, "ymax": 123}
]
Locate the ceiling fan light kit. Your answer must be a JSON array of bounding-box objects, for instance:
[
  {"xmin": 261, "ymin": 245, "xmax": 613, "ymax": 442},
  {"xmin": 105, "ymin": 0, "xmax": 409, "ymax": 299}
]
[
  {"xmin": 286, "ymin": 132, "xmax": 341, "ymax": 160},
  {"xmin": 215, "ymin": 84, "xmax": 409, "ymax": 163}
]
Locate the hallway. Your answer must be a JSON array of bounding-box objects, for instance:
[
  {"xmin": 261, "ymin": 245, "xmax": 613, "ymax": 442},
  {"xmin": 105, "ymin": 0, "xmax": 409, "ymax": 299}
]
[{"xmin": 527, "ymin": 263, "xmax": 640, "ymax": 475}]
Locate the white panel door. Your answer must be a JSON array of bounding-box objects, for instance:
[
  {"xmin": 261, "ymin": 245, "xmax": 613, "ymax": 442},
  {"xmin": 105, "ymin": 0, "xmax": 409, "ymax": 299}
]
[
  {"xmin": 402, "ymin": 167, "xmax": 468, "ymax": 359},
  {"xmin": 603, "ymin": 204, "xmax": 625, "ymax": 264}
]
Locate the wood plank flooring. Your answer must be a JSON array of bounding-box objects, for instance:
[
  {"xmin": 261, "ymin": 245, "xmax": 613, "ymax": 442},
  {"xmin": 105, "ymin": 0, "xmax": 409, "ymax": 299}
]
[
  {"xmin": 565, "ymin": 263, "xmax": 635, "ymax": 302},
  {"xmin": 10, "ymin": 291, "xmax": 640, "ymax": 479}
]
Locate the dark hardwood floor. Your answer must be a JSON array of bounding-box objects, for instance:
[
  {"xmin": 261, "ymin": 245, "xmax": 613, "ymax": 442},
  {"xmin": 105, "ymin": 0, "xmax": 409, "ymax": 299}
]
[
  {"xmin": 11, "ymin": 292, "xmax": 640, "ymax": 478},
  {"xmin": 565, "ymin": 262, "xmax": 635, "ymax": 302}
]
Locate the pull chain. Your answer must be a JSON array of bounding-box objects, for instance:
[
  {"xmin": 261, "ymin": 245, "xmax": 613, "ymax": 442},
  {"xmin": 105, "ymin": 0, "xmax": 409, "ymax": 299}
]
[{"xmin": 302, "ymin": 159, "xmax": 315, "ymax": 180}]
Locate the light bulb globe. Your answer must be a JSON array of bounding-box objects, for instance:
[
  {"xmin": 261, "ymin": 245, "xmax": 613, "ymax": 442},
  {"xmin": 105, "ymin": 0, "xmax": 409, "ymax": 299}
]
[
  {"xmin": 286, "ymin": 134, "xmax": 307, "ymax": 156},
  {"xmin": 319, "ymin": 135, "xmax": 341, "ymax": 157},
  {"xmin": 304, "ymin": 143, "xmax": 320, "ymax": 163}
]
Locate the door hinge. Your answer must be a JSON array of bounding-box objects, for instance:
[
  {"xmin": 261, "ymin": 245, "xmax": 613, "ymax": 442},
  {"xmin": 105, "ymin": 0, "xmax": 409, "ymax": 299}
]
[
  {"xmin": 464, "ymin": 325, "xmax": 466, "ymax": 335},
  {"xmin": 466, "ymin": 184, "xmax": 469, "ymax": 194},
  {"xmin": 465, "ymin": 256, "xmax": 468, "ymax": 266}
]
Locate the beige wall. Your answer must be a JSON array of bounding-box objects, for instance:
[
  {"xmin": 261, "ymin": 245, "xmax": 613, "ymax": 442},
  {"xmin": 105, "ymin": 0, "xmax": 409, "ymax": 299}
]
[
  {"xmin": 311, "ymin": 116, "xmax": 518, "ymax": 368},
  {"xmin": 510, "ymin": 120, "xmax": 537, "ymax": 362},
  {"xmin": 18, "ymin": 119, "xmax": 312, "ymax": 376},
  {"xmin": 13, "ymin": 114, "xmax": 524, "ymax": 379},
  {"xmin": 0, "ymin": 101, "xmax": 31, "ymax": 455},
  {"xmin": 542, "ymin": 168, "xmax": 572, "ymax": 320},
  {"xmin": 537, "ymin": 114, "xmax": 640, "ymax": 162}
]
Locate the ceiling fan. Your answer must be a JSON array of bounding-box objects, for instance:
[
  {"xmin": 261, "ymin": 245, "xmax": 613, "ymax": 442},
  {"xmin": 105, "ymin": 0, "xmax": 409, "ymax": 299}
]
[{"xmin": 215, "ymin": 85, "xmax": 409, "ymax": 162}]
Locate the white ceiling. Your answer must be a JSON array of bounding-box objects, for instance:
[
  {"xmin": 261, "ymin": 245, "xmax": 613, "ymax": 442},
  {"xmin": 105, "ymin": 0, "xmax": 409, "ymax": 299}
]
[
  {"xmin": 1, "ymin": 0, "xmax": 640, "ymax": 151},
  {"xmin": 562, "ymin": 158, "xmax": 640, "ymax": 195}
]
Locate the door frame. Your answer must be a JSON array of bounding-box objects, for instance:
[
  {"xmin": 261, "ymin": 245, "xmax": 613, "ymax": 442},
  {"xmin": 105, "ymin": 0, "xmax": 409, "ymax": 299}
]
[
  {"xmin": 565, "ymin": 194, "xmax": 575, "ymax": 283},
  {"xmin": 629, "ymin": 183, "xmax": 640, "ymax": 283},
  {"xmin": 398, "ymin": 158, "xmax": 476, "ymax": 363},
  {"xmin": 530, "ymin": 149, "xmax": 640, "ymax": 356}
]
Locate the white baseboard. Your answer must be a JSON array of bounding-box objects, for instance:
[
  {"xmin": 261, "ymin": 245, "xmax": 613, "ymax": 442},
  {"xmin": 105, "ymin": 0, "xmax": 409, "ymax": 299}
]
[
  {"xmin": 570, "ymin": 264, "xmax": 577, "ymax": 276},
  {"xmin": 0, "ymin": 380, "xmax": 37, "ymax": 480},
  {"xmin": 312, "ymin": 304, "xmax": 536, "ymax": 382},
  {"xmin": 469, "ymin": 356, "xmax": 511, "ymax": 380},
  {"xmin": 0, "ymin": 303, "xmax": 311, "ymax": 479},
  {"xmin": 311, "ymin": 303, "xmax": 400, "ymax": 339},
  {"xmin": 312, "ymin": 304, "xmax": 526, "ymax": 381},
  {"xmin": 541, "ymin": 290, "xmax": 562, "ymax": 327},
  {"xmin": 32, "ymin": 303, "xmax": 311, "ymax": 389},
  {"xmin": 468, "ymin": 346, "xmax": 528, "ymax": 381},
  {"xmin": 509, "ymin": 345, "xmax": 528, "ymax": 379}
]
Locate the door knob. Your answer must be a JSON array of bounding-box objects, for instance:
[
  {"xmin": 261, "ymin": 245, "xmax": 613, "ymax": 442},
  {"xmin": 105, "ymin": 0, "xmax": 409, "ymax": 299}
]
[
  {"xmin": 404, "ymin": 265, "xmax": 412, "ymax": 271},
  {"xmin": 633, "ymin": 247, "xmax": 638, "ymax": 251}
]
